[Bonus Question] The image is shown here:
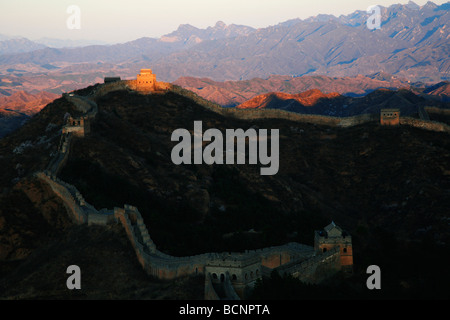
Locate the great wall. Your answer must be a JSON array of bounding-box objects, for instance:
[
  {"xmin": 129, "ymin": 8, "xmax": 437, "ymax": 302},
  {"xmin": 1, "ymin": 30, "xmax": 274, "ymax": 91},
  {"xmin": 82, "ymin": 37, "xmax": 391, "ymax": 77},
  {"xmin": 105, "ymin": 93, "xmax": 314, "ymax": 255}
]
[{"xmin": 33, "ymin": 69, "xmax": 449, "ymax": 299}]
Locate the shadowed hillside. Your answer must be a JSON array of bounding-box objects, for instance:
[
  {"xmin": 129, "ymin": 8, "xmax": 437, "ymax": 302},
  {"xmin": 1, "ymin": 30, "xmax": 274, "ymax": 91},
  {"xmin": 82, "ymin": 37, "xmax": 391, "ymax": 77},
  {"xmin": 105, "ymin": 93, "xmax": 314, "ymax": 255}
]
[{"xmin": 0, "ymin": 85, "xmax": 449, "ymax": 299}]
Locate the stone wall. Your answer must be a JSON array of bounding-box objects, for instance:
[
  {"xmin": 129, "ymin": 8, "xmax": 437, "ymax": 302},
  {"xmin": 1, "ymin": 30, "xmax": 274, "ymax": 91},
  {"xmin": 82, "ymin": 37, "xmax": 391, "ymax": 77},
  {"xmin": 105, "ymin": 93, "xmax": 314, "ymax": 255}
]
[
  {"xmin": 400, "ymin": 117, "xmax": 450, "ymax": 133},
  {"xmin": 170, "ymin": 85, "xmax": 378, "ymax": 127},
  {"xmin": 89, "ymin": 81, "xmax": 131, "ymax": 99},
  {"xmin": 222, "ymin": 272, "xmax": 242, "ymax": 300},
  {"xmin": 36, "ymin": 83, "xmax": 358, "ymax": 300},
  {"xmin": 38, "ymin": 158, "xmax": 345, "ymax": 297},
  {"xmin": 275, "ymin": 246, "xmax": 341, "ymax": 284},
  {"xmin": 204, "ymin": 273, "xmax": 221, "ymax": 300},
  {"xmin": 36, "ymin": 171, "xmax": 89, "ymax": 224},
  {"xmin": 64, "ymin": 94, "xmax": 97, "ymax": 114},
  {"xmin": 170, "ymin": 85, "xmax": 450, "ymax": 134},
  {"xmin": 113, "ymin": 202, "xmax": 323, "ymax": 285},
  {"xmin": 45, "ymin": 133, "xmax": 72, "ymax": 177}
]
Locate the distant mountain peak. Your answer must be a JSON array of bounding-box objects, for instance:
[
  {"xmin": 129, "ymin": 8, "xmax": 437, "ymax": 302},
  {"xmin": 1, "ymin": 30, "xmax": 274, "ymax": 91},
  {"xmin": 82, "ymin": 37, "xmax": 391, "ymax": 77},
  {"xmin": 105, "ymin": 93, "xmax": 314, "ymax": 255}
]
[
  {"xmin": 160, "ymin": 20, "xmax": 255, "ymax": 44},
  {"xmin": 177, "ymin": 23, "xmax": 198, "ymax": 31},
  {"xmin": 215, "ymin": 21, "xmax": 227, "ymax": 29},
  {"xmin": 422, "ymin": 1, "xmax": 438, "ymax": 9},
  {"xmin": 406, "ymin": 1, "xmax": 420, "ymax": 10}
]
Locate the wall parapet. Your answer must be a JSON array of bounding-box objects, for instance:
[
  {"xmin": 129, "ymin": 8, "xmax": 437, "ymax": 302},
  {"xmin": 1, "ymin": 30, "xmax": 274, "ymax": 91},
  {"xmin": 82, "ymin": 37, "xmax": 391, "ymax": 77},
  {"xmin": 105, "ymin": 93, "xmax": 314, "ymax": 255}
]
[{"xmin": 399, "ymin": 117, "xmax": 450, "ymax": 133}]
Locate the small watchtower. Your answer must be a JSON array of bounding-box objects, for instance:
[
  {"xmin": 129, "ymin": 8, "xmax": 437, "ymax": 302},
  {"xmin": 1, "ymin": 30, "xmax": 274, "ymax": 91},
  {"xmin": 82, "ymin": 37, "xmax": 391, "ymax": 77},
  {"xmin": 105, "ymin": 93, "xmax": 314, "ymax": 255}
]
[
  {"xmin": 380, "ymin": 108, "xmax": 400, "ymax": 126},
  {"xmin": 314, "ymin": 222, "xmax": 353, "ymax": 272},
  {"xmin": 136, "ymin": 69, "xmax": 157, "ymax": 91},
  {"xmin": 104, "ymin": 77, "xmax": 121, "ymax": 84},
  {"xmin": 62, "ymin": 116, "xmax": 90, "ymax": 137}
]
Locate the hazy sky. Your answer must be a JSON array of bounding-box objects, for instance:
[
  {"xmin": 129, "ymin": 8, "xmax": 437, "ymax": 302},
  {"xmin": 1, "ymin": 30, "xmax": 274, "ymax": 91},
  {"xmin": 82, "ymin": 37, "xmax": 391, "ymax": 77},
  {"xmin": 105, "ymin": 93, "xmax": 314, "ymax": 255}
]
[{"xmin": 0, "ymin": 0, "xmax": 448, "ymax": 43}]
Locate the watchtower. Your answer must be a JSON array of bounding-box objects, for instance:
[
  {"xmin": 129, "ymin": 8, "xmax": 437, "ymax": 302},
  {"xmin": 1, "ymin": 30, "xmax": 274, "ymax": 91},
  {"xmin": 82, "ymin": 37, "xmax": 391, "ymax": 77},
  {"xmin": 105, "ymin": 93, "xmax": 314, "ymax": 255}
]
[
  {"xmin": 314, "ymin": 221, "xmax": 353, "ymax": 272},
  {"xmin": 104, "ymin": 77, "xmax": 121, "ymax": 84},
  {"xmin": 380, "ymin": 108, "xmax": 400, "ymax": 126},
  {"xmin": 62, "ymin": 116, "xmax": 90, "ymax": 137},
  {"xmin": 136, "ymin": 69, "xmax": 157, "ymax": 91}
]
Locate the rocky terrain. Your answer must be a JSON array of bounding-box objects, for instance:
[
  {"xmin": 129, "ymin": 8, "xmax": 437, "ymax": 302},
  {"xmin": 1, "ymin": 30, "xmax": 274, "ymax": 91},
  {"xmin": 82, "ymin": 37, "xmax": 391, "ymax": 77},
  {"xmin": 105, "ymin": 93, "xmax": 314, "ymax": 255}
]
[
  {"xmin": 0, "ymin": 91, "xmax": 59, "ymax": 115},
  {"xmin": 0, "ymin": 91, "xmax": 59, "ymax": 138},
  {"xmin": 423, "ymin": 81, "xmax": 450, "ymax": 101},
  {"xmin": 0, "ymin": 84, "xmax": 449, "ymax": 299}
]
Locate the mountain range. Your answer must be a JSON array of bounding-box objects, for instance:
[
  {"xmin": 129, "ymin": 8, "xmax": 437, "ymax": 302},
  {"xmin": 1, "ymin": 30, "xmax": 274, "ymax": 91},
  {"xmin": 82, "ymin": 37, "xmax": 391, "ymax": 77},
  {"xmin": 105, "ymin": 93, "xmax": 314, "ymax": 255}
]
[
  {"xmin": 153, "ymin": 1, "xmax": 449, "ymax": 83},
  {"xmin": 173, "ymin": 72, "xmax": 441, "ymax": 107},
  {"xmin": 0, "ymin": 1, "xmax": 448, "ymax": 85}
]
